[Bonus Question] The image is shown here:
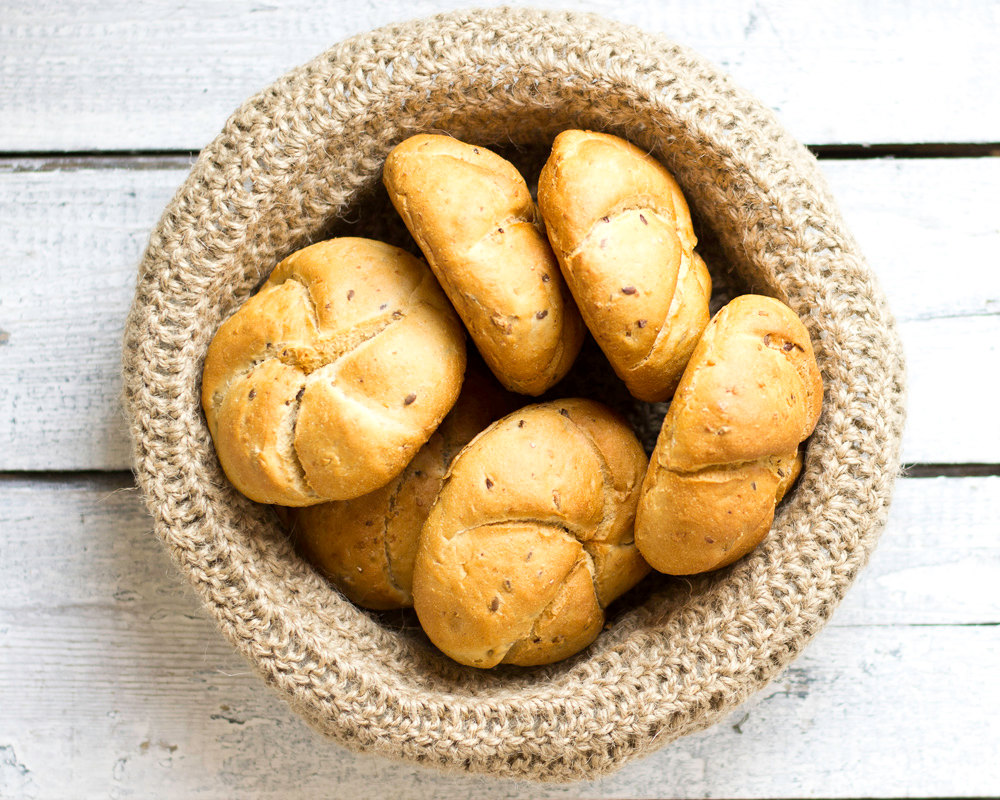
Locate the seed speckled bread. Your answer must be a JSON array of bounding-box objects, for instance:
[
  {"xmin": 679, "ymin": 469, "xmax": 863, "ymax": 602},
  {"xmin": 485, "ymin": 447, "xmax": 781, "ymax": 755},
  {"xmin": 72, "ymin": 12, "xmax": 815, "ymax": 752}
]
[
  {"xmin": 635, "ymin": 295, "xmax": 823, "ymax": 574},
  {"xmin": 287, "ymin": 367, "xmax": 515, "ymax": 609},
  {"xmin": 383, "ymin": 134, "xmax": 585, "ymax": 396},
  {"xmin": 538, "ymin": 130, "xmax": 712, "ymax": 402},
  {"xmin": 413, "ymin": 398, "xmax": 650, "ymax": 667},
  {"xmin": 201, "ymin": 237, "xmax": 466, "ymax": 506}
]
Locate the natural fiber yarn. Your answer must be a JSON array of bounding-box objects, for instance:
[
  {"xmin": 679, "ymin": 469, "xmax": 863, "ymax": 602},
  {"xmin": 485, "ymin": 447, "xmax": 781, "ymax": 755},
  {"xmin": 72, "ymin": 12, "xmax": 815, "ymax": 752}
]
[{"xmin": 121, "ymin": 7, "xmax": 906, "ymax": 782}]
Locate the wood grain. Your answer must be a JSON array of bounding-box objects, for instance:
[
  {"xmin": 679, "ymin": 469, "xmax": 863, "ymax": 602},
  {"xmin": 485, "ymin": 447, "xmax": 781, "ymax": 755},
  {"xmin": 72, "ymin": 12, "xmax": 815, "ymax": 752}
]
[
  {"xmin": 0, "ymin": 474, "xmax": 997, "ymax": 799},
  {"xmin": 3, "ymin": 4, "xmax": 997, "ymax": 798},
  {"xmin": 0, "ymin": 161, "xmax": 186, "ymax": 471},
  {"xmin": 1, "ymin": 1, "xmax": 999, "ymax": 151},
  {"xmin": 1, "ymin": 157, "xmax": 997, "ymax": 470}
]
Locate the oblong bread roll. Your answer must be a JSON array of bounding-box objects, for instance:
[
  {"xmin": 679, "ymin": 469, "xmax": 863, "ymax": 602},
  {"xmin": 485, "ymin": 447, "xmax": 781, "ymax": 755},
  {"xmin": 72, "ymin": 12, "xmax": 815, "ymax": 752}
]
[
  {"xmin": 538, "ymin": 129, "xmax": 712, "ymax": 401},
  {"xmin": 635, "ymin": 294, "xmax": 823, "ymax": 574},
  {"xmin": 384, "ymin": 134, "xmax": 584, "ymax": 395}
]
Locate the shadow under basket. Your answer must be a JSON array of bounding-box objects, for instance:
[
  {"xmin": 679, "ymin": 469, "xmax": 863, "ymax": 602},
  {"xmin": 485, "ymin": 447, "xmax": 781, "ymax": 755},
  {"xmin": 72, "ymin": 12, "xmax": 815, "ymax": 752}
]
[{"xmin": 121, "ymin": 7, "xmax": 906, "ymax": 783}]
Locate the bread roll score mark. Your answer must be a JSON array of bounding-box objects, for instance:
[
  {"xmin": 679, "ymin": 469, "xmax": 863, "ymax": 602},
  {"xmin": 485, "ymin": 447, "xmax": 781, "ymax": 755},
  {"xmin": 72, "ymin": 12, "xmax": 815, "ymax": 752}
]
[
  {"xmin": 395, "ymin": 178, "xmax": 557, "ymax": 323},
  {"xmin": 211, "ymin": 276, "xmax": 419, "ymax": 480},
  {"xmin": 425, "ymin": 520, "xmax": 602, "ymax": 666}
]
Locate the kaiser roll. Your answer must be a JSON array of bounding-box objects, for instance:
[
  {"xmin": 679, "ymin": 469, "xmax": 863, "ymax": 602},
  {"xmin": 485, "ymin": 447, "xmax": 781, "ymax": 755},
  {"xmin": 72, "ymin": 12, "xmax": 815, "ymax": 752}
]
[
  {"xmin": 413, "ymin": 398, "xmax": 650, "ymax": 667},
  {"xmin": 201, "ymin": 237, "xmax": 466, "ymax": 506}
]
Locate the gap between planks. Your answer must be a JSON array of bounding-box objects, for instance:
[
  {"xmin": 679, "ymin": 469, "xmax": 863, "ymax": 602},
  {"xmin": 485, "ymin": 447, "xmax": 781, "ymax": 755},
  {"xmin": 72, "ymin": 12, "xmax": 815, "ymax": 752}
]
[{"xmin": 2, "ymin": 143, "xmax": 999, "ymax": 172}]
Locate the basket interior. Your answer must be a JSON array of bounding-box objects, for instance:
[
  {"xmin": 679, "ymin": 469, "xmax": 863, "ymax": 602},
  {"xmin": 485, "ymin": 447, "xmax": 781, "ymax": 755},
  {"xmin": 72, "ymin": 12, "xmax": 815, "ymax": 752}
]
[{"xmin": 192, "ymin": 104, "xmax": 812, "ymax": 699}]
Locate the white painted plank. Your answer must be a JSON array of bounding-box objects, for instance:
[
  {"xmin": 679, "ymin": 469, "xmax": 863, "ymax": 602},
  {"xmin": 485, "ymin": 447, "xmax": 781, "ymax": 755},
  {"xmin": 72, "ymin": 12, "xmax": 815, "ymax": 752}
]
[
  {"xmin": 0, "ymin": 161, "xmax": 188, "ymax": 471},
  {"xmin": 0, "ymin": 475, "xmax": 998, "ymax": 798},
  {"xmin": 833, "ymin": 477, "xmax": 1000, "ymax": 626},
  {"xmin": 3, "ymin": 476, "xmax": 998, "ymax": 626},
  {"xmin": 2, "ymin": 616, "xmax": 994, "ymax": 799},
  {"xmin": 818, "ymin": 158, "xmax": 1000, "ymax": 325},
  {"xmin": 1, "ymin": 157, "xmax": 998, "ymax": 470},
  {"xmin": 1, "ymin": 1, "xmax": 999, "ymax": 151},
  {"xmin": 898, "ymin": 315, "xmax": 1000, "ymax": 465}
]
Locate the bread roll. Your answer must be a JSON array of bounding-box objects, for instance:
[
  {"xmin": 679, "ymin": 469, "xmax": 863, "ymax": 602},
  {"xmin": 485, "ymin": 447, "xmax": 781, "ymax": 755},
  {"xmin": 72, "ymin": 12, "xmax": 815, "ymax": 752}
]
[
  {"xmin": 201, "ymin": 237, "xmax": 466, "ymax": 506},
  {"xmin": 413, "ymin": 399, "xmax": 650, "ymax": 667},
  {"xmin": 537, "ymin": 129, "xmax": 712, "ymax": 401},
  {"xmin": 287, "ymin": 367, "xmax": 515, "ymax": 610},
  {"xmin": 635, "ymin": 295, "xmax": 823, "ymax": 574},
  {"xmin": 383, "ymin": 134, "xmax": 585, "ymax": 395}
]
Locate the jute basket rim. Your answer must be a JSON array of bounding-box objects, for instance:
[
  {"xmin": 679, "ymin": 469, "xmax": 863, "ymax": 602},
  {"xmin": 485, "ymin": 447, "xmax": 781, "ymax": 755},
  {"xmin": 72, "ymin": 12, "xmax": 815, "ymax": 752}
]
[{"xmin": 121, "ymin": 6, "xmax": 906, "ymax": 782}]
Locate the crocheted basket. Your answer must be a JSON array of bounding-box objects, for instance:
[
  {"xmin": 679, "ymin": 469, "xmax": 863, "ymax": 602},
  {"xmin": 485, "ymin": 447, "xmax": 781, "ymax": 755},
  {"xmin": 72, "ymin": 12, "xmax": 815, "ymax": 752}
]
[{"xmin": 121, "ymin": 7, "xmax": 906, "ymax": 782}]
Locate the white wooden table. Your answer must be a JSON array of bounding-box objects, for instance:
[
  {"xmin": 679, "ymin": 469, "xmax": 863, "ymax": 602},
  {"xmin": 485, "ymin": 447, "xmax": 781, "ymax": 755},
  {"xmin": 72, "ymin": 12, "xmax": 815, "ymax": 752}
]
[{"xmin": 2, "ymin": 2, "xmax": 999, "ymax": 797}]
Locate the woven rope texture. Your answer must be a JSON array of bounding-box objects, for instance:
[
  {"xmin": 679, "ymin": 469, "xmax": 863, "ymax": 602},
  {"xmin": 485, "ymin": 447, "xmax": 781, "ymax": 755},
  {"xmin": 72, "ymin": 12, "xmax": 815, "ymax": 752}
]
[{"xmin": 121, "ymin": 7, "xmax": 906, "ymax": 782}]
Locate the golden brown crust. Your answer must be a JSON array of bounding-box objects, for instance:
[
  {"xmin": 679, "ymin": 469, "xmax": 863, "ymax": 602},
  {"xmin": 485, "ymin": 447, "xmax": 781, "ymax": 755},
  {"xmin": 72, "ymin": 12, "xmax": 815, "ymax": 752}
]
[
  {"xmin": 383, "ymin": 134, "xmax": 585, "ymax": 395},
  {"xmin": 288, "ymin": 368, "xmax": 516, "ymax": 610},
  {"xmin": 201, "ymin": 237, "xmax": 466, "ymax": 506},
  {"xmin": 412, "ymin": 399, "xmax": 650, "ymax": 668},
  {"xmin": 635, "ymin": 295, "xmax": 823, "ymax": 574},
  {"xmin": 537, "ymin": 130, "xmax": 712, "ymax": 401}
]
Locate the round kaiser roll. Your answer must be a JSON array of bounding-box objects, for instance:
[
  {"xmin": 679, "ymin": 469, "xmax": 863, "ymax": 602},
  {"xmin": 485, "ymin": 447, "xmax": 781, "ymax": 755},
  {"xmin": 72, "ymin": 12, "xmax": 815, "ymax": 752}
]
[
  {"xmin": 287, "ymin": 366, "xmax": 516, "ymax": 610},
  {"xmin": 635, "ymin": 294, "xmax": 824, "ymax": 574},
  {"xmin": 383, "ymin": 133, "xmax": 585, "ymax": 396},
  {"xmin": 538, "ymin": 129, "xmax": 712, "ymax": 402},
  {"xmin": 201, "ymin": 237, "xmax": 466, "ymax": 506},
  {"xmin": 413, "ymin": 398, "xmax": 651, "ymax": 668}
]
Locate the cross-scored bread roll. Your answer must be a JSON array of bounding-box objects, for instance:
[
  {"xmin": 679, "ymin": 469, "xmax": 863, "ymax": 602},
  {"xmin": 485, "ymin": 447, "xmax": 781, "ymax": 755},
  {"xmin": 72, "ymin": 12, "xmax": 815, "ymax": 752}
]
[
  {"xmin": 413, "ymin": 399, "xmax": 650, "ymax": 668},
  {"xmin": 201, "ymin": 237, "xmax": 466, "ymax": 506},
  {"xmin": 538, "ymin": 129, "xmax": 712, "ymax": 402},
  {"xmin": 287, "ymin": 367, "xmax": 515, "ymax": 610},
  {"xmin": 383, "ymin": 134, "xmax": 585, "ymax": 396},
  {"xmin": 635, "ymin": 295, "xmax": 823, "ymax": 575}
]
